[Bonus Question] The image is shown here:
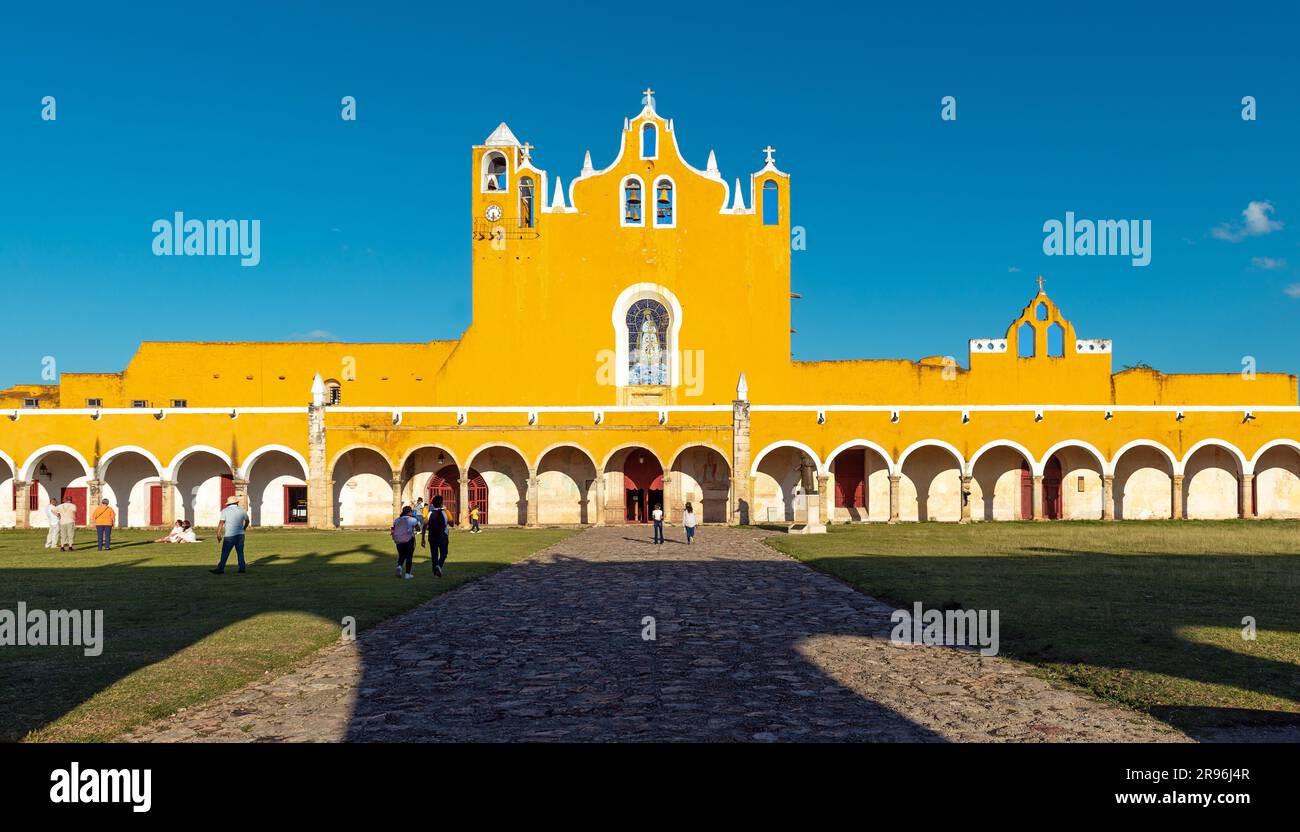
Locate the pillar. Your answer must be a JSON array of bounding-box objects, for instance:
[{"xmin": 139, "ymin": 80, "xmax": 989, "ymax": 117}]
[
  {"xmin": 234, "ymin": 477, "xmax": 249, "ymax": 512},
  {"xmin": 887, "ymin": 474, "xmax": 900, "ymax": 523},
  {"xmin": 1101, "ymin": 474, "xmax": 1115, "ymax": 521},
  {"xmin": 458, "ymin": 473, "xmax": 470, "ymax": 528},
  {"xmin": 661, "ymin": 470, "xmax": 677, "ymax": 524},
  {"xmin": 159, "ymin": 479, "xmax": 176, "ymax": 526},
  {"xmin": 730, "ymin": 398, "xmax": 752, "ymax": 525},
  {"xmin": 306, "ymin": 400, "xmax": 331, "ymax": 529},
  {"xmin": 1032, "ymin": 475, "xmax": 1044, "ymax": 520},
  {"xmin": 817, "ymin": 473, "xmax": 831, "ymax": 523},
  {"xmin": 526, "ymin": 467, "xmax": 540, "ymax": 527},
  {"xmin": 593, "ymin": 473, "xmax": 605, "ymax": 526},
  {"xmin": 13, "ymin": 480, "xmax": 30, "ymax": 529},
  {"xmin": 86, "ymin": 479, "xmax": 103, "ymax": 517},
  {"xmin": 1241, "ymin": 473, "xmax": 1256, "ymax": 519},
  {"xmin": 391, "ymin": 474, "xmax": 403, "ymax": 520},
  {"xmin": 959, "ymin": 474, "xmax": 972, "ymax": 524},
  {"xmin": 1171, "ymin": 473, "xmax": 1185, "ymax": 520}
]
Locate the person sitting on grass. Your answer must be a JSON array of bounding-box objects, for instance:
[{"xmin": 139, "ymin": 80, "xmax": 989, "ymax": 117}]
[{"xmin": 154, "ymin": 520, "xmax": 184, "ymax": 543}]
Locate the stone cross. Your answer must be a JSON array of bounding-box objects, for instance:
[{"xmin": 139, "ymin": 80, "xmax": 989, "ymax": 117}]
[{"xmin": 763, "ymin": 145, "xmax": 776, "ymax": 164}]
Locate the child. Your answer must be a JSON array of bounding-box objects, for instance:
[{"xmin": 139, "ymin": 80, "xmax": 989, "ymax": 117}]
[{"xmin": 391, "ymin": 506, "xmax": 419, "ymax": 580}]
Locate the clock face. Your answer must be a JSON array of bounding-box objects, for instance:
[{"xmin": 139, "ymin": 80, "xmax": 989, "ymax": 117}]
[{"xmin": 484, "ymin": 203, "xmax": 503, "ymax": 222}]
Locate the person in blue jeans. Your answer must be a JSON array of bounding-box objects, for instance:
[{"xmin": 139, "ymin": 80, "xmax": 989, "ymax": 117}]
[
  {"xmin": 210, "ymin": 496, "xmax": 250, "ymax": 574},
  {"xmin": 651, "ymin": 504, "xmax": 664, "ymax": 544},
  {"xmin": 421, "ymin": 494, "xmax": 452, "ymax": 577},
  {"xmin": 391, "ymin": 505, "xmax": 419, "ymax": 579}
]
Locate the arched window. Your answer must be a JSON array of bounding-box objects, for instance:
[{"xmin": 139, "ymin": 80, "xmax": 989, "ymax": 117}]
[
  {"xmin": 1017, "ymin": 322, "xmax": 1035, "ymax": 358},
  {"xmin": 641, "ymin": 123, "xmax": 657, "ymax": 159},
  {"xmin": 626, "ymin": 299, "xmax": 670, "ymax": 385},
  {"xmin": 622, "ymin": 177, "xmax": 644, "ymax": 226},
  {"xmin": 762, "ymin": 180, "xmax": 780, "ymax": 225},
  {"xmin": 519, "ymin": 177, "xmax": 535, "ymax": 227},
  {"xmin": 1047, "ymin": 322, "xmax": 1065, "ymax": 357},
  {"xmin": 1035, "ymin": 302, "xmax": 1048, "ymax": 321},
  {"xmin": 324, "ymin": 378, "xmax": 342, "ymax": 406},
  {"xmin": 653, "ymin": 178, "xmax": 674, "ymax": 227},
  {"xmin": 482, "ymin": 151, "xmax": 508, "ymax": 192}
]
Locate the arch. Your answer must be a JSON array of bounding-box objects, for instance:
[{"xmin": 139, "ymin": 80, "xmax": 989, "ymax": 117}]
[
  {"xmin": 519, "ymin": 175, "xmax": 536, "ymax": 228},
  {"xmin": 0, "ymin": 450, "xmax": 14, "ymax": 529},
  {"xmin": 465, "ymin": 443, "xmax": 531, "ymax": 525},
  {"xmin": 600, "ymin": 443, "xmax": 666, "ymax": 474},
  {"xmin": 896, "ymin": 439, "xmax": 965, "ymax": 472},
  {"xmin": 667, "ymin": 440, "xmax": 731, "ymax": 472},
  {"xmin": 20, "ymin": 444, "xmax": 93, "ymax": 481},
  {"xmin": 762, "ymin": 179, "xmax": 780, "ymax": 225},
  {"xmin": 1180, "ymin": 438, "xmax": 1248, "ymax": 476},
  {"xmin": 166, "ymin": 445, "xmax": 233, "ymax": 480},
  {"xmin": 612, "ymin": 282, "xmax": 685, "ymax": 388},
  {"xmin": 1039, "ymin": 439, "xmax": 1108, "ymax": 476},
  {"xmin": 323, "ymin": 378, "xmax": 342, "ymax": 406},
  {"xmin": 534, "ymin": 442, "xmax": 599, "ymax": 473},
  {"xmin": 238, "ymin": 444, "xmax": 308, "ymax": 480},
  {"xmin": 536, "ymin": 444, "xmax": 600, "ymax": 524},
  {"xmin": 481, "ymin": 150, "xmax": 508, "ymax": 192},
  {"xmin": 98, "ymin": 445, "xmax": 165, "ymax": 478},
  {"xmin": 328, "ymin": 443, "xmax": 394, "ymax": 477},
  {"xmin": 1038, "ymin": 441, "xmax": 1106, "ymax": 520},
  {"xmin": 97, "ymin": 447, "xmax": 165, "ymax": 528},
  {"xmin": 750, "ymin": 440, "xmax": 823, "ymax": 477},
  {"xmin": 1017, "ymin": 321, "xmax": 1035, "ymax": 358},
  {"xmin": 620, "ymin": 175, "xmax": 645, "ymax": 227},
  {"xmin": 968, "ymin": 440, "xmax": 1036, "ymax": 476},
  {"xmin": 1250, "ymin": 438, "xmax": 1300, "ymax": 470},
  {"xmin": 1109, "ymin": 439, "xmax": 1177, "ymax": 476},
  {"xmin": 640, "ymin": 122, "xmax": 658, "ymax": 159},
  {"xmin": 0, "ymin": 449, "xmax": 15, "ymax": 479},
  {"xmin": 652, "ymin": 175, "xmax": 675, "ymax": 227},
  {"xmin": 331, "ymin": 445, "xmax": 396, "ymax": 527},
  {"xmin": 820, "ymin": 439, "xmax": 896, "ymax": 476},
  {"xmin": 465, "ymin": 441, "xmax": 530, "ymax": 473},
  {"xmin": 397, "ymin": 444, "xmax": 461, "ymax": 479},
  {"xmin": 669, "ymin": 443, "xmax": 731, "ymax": 524}
]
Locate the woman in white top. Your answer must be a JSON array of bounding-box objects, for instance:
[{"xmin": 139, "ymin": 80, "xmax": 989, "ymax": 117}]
[
  {"xmin": 154, "ymin": 520, "xmax": 184, "ymax": 543},
  {"xmin": 683, "ymin": 502, "xmax": 697, "ymax": 544}
]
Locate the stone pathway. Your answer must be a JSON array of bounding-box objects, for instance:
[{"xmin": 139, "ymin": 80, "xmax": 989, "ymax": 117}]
[{"xmin": 123, "ymin": 526, "xmax": 1185, "ymax": 742}]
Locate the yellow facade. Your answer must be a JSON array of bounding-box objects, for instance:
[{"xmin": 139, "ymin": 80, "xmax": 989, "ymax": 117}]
[{"xmin": 3, "ymin": 93, "xmax": 1299, "ymax": 530}]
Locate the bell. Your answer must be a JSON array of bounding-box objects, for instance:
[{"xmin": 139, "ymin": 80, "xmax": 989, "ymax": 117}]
[{"xmin": 657, "ymin": 186, "xmax": 671, "ymax": 203}]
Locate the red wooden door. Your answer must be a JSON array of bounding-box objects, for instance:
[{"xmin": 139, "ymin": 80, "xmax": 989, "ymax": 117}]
[
  {"xmin": 1019, "ymin": 462, "xmax": 1033, "ymax": 520},
  {"xmin": 219, "ymin": 474, "xmax": 236, "ymax": 509},
  {"xmin": 149, "ymin": 484, "xmax": 163, "ymax": 525},
  {"xmin": 623, "ymin": 451, "xmax": 663, "ymax": 523},
  {"xmin": 834, "ymin": 454, "xmax": 865, "ymax": 509},
  {"xmin": 61, "ymin": 487, "xmax": 87, "ymax": 525},
  {"xmin": 1042, "ymin": 458, "xmax": 1062, "ymax": 520}
]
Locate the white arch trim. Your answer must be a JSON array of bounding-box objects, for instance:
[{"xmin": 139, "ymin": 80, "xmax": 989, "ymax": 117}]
[
  {"xmin": 749, "ymin": 440, "xmax": 823, "ymax": 477},
  {"xmin": 666, "ymin": 441, "xmax": 731, "ymax": 471},
  {"xmin": 1179, "ymin": 438, "xmax": 1249, "ymax": 476},
  {"xmin": 1038, "ymin": 439, "xmax": 1108, "ymax": 478},
  {"xmin": 600, "ymin": 443, "xmax": 668, "ymax": 473},
  {"xmin": 896, "ymin": 439, "xmax": 966, "ymax": 473},
  {"xmin": 1108, "ymin": 439, "xmax": 1178, "ymax": 477},
  {"xmin": 19, "ymin": 444, "xmax": 94, "ymax": 481},
  {"xmin": 395, "ymin": 444, "xmax": 463, "ymax": 478},
  {"xmin": 967, "ymin": 440, "xmax": 1037, "ymax": 476},
  {"xmin": 164, "ymin": 445, "xmax": 233, "ymax": 480},
  {"xmin": 239, "ymin": 444, "xmax": 310, "ymax": 480},
  {"xmin": 465, "ymin": 442, "xmax": 533, "ymax": 473},
  {"xmin": 534, "ymin": 442, "xmax": 600, "ymax": 473},
  {"xmin": 612, "ymin": 282, "xmax": 685, "ymax": 389},
  {"xmin": 99, "ymin": 445, "xmax": 165, "ymax": 478},
  {"xmin": 819, "ymin": 439, "xmax": 896, "ymax": 476},
  {"xmin": 0, "ymin": 449, "xmax": 17, "ymax": 477},
  {"xmin": 1249, "ymin": 438, "xmax": 1300, "ymax": 470}
]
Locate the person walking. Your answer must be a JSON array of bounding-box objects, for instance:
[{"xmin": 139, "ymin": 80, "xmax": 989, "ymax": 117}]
[
  {"xmin": 56, "ymin": 496, "xmax": 78, "ymax": 551},
  {"xmin": 421, "ymin": 494, "xmax": 452, "ymax": 577},
  {"xmin": 469, "ymin": 504, "xmax": 481, "ymax": 534},
  {"xmin": 92, "ymin": 499, "xmax": 116, "ymax": 550},
  {"xmin": 683, "ymin": 502, "xmax": 697, "ymax": 545},
  {"xmin": 210, "ymin": 495, "xmax": 250, "ymax": 574},
  {"xmin": 391, "ymin": 505, "xmax": 419, "ymax": 580},
  {"xmin": 651, "ymin": 504, "xmax": 664, "ymax": 544},
  {"xmin": 43, "ymin": 500, "xmax": 60, "ymax": 549}
]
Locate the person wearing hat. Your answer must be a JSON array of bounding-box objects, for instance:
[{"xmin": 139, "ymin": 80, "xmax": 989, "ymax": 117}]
[{"xmin": 210, "ymin": 494, "xmax": 250, "ymax": 574}]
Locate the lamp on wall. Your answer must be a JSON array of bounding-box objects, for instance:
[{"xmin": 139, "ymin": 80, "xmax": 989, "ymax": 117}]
[
  {"xmin": 38, "ymin": 463, "xmax": 51, "ymax": 480},
  {"xmin": 437, "ymin": 451, "xmax": 446, "ymax": 465}
]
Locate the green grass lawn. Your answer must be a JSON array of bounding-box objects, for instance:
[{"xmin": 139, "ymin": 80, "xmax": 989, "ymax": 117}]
[
  {"xmin": 0, "ymin": 527, "xmax": 574, "ymax": 742},
  {"xmin": 767, "ymin": 520, "xmax": 1300, "ymax": 735}
]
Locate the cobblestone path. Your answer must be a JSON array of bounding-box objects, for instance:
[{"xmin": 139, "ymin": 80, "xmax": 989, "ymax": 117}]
[{"xmin": 123, "ymin": 526, "xmax": 1184, "ymax": 742}]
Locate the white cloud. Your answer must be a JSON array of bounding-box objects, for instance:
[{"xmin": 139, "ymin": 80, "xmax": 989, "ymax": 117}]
[
  {"xmin": 1284, "ymin": 284, "xmax": 1300, "ymax": 299},
  {"xmin": 1251, "ymin": 256, "xmax": 1288, "ymax": 270},
  {"xmin": 1212, "ymin": 200, "xmax": 1284, "ymax": 241},
  {"xmin": 1007, "ymin": 266, "xmax": 1021, "ymax": 273}
]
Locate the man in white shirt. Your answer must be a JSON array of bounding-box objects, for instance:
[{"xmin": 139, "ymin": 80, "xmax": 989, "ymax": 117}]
[
  {"xmin": 211, "ymin": 496, "xmax": 250, "ymax": 574},
  {"xmin": 56, "ymin": 498, "xmax": 78, "ymax": 551},
  {"xmin": 651, "ymin": 504, "xmax": 665, "ymax": 545},
  {"xmin": 43, "ymin": 500, "xmax": 60, "ymax": 549}
]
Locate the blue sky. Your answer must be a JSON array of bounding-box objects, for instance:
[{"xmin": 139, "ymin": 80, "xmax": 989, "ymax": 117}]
[{"xmin": 2, "ymin": 1, "xmax": 1299, "ymax": 389}]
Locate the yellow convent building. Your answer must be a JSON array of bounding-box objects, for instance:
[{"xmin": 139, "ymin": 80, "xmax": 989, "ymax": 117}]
[{"xmin": 3, "ymin": 93, "xmax": 1300, "ymax": 532}]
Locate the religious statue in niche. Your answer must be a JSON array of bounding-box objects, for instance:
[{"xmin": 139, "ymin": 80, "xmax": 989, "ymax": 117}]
[{"xmin": 627, "ymin": 299, "xmax": 669, "ymax": 385}]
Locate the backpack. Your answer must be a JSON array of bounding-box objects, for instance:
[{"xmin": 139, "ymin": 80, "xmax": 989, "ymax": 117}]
[
  {"xmin": 390, "ymin": 516, "xmax": 415, "ymax": 544},
  {"xmin": 427, "ymin": 507, "xmax": 449, "ymax": 537}
]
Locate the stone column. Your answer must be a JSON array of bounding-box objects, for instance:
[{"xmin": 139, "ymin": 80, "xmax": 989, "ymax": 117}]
[
  {"xmin": 817, "ymin": 473, "xmax": 832, "ymax": 523},
  {"xmin": 591, "ymin": 475, "xmax": 604, "ymax": 526},
  {"xmin": 234, "ymin": 477, "xmax": 250, "ymax": 512},
  {"xmin": 1101, "ymin": 474, "xmax": 1115, "ymax": 521},
  {"xmin": 458, "ymin": 474, "xmax": 470, "ymax": 528},
  {"xmin": 13, "ymin": 480, "xmax": 30, "ymax": 529},
  {"xmin": 526, "ymin": 467, "xmax": 540, "ymax": 527},
  {"xmin": 159, "ymin": 479, "xmax": 176, "ymax": 526},
  {"xmin": 86, "ymin": 479, "xmax": 103, "ymax": 521},
  {"xmin": 1240, "ymin": 473, "xmax": 1256, "ymax": 519},
  {"xmin": 1171, "ymin": 474, "xmax": 1185, "ymax": 520},
  {"xmin": 661, "ymin": 470, "xmax": 677, "ymax": 524},
  {"xmin": 887, "ymin": 474, "xmax": 900, "ymax": 523},
  {"xmin": 306, "ymin": 400, "xmax": 331, "ymax": 529},
  {"xmin": 730, "ymin": 398, "xmax": 752, "ymax": 525},
  {"xmin": 959, "ymin": 474, "xmax": 972, "ymax": 524},
  {"xmin": 391, "ymin": 475, "xmax": 403, "ymax": 520},
  {"xmin": 1032, "ymin": 475, "xmax": 1045, "ymax": 520}
]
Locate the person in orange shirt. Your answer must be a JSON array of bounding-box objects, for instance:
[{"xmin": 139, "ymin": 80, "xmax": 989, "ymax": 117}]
[{"xmin": 92, "ymin": 499, "xmax": 116, "ymax": 551}]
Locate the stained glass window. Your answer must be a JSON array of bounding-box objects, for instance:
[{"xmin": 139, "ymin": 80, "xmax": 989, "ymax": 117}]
[{"xmin": 626, "ymin": 299, "xmax": 669, "ymax": 385}]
